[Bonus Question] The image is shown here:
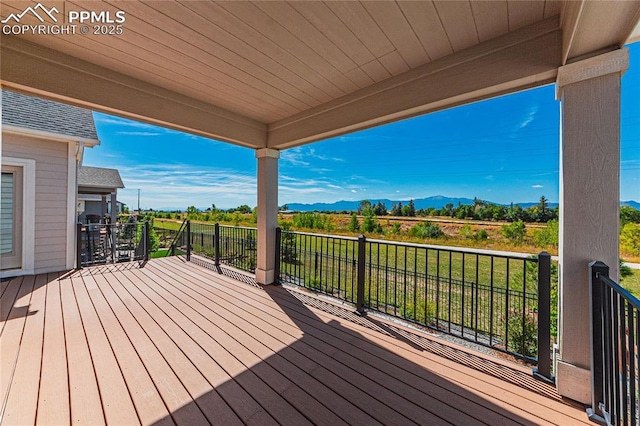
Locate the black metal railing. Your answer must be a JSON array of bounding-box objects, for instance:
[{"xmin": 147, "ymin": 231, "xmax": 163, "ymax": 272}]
[
  {"xmin": 167, "ymin": 221, "xmax": 257, "ymax": 273},
  {"xmin": 276, "ymin": 229, "xmax": 553, "ymax": 376},
  {"xmin": 76, "ymin": 221, "xmax": 149, "ymax": 268},
  {"xmin": 588, "ymin": 261, "xmax": 640, "ymax": 426},
  {"xmin": 162, "ymin": 219, "xmax": 189, "ymax": 257}
]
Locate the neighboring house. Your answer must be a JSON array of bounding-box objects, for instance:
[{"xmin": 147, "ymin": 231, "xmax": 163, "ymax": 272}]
[
  {"xmin": 1, "ymin": 90, "xmax": 100, "ymax": 278},
  {"xmin": 77, "ymin": 166, "xmax": 125, "ymax": 224}
]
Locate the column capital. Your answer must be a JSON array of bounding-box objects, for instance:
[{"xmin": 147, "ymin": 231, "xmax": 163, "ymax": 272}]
[
  {"xmin": 556, "ymin": 49, "xmax": 628, "ymax": 99},
  {"xmin": 255, "ymin": 148, "xmax": 280, "ymax": 159}
]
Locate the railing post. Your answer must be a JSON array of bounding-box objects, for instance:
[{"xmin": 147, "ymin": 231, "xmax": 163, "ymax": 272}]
[
  {"xmin": 356, "ymin": 234, "xmax": 366, "ymax": 315},
  {"xmin": 587, "ymin": 261, "xmax": 609, "ymax": 424},
  {"xmin": 214, "ymin": 223, "xmax": 221, "ymax": 272},
  {"xmin": 144, "ymin": 221, "xmax": 150, "ymax": 262},
  {"xmin": 534, "ymin": 251, "xmax": 553, "ymax": 383},
  {"xmin": 76, "ymin": 223, "xmax": 82, "ymax": 269},
  {"xmin": 186, "ymin": 220, "xmax": 191, "ymax": 261},
  {"xmin": 274, "ymin": 227, "xmax": 281, "ymax": 285}
]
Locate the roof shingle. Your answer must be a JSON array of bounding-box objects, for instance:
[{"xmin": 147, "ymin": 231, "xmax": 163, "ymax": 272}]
[
  {"xmin": 1, "ymin": 90, "xmax": 99, "ymax": 141},
  {"xmin": 78, "ymin": 166, "xmax": 124, "ymax": 189}
]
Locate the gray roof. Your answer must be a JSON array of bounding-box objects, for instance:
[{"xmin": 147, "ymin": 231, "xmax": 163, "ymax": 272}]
[
  {"xmin": 1, "ymin": 90, "xmax": 99, "ymax": 141},
  {"xmin": 78, "ymin": 166, "xmax": 124, "ymax": 189}
]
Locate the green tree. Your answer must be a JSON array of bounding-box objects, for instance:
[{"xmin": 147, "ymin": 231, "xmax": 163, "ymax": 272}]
[
  {"xmin": 348, "ymin": 213, "xmax": 360, "ymax": 232},
  {"xmin": 361, "ymin": 207, "xmax": 378, "ymax": 233},
  {"xmin": 537, "ymin": 195, "xmax": 550, "ymax": 222},
  {"xmin": 186, "ymin": 205, "xmax": 199, "ymax": 220},
  {"xmin": 402, "ymin": 199, "xmax": 416, "ymax": 217},
  {"xmin": 391, "ymin": 202, "xmax": 402, "ymax": 216},
  {"xmin": 358, "ymin": 200, "xmax": 372, "ymax": 214},
  {"xmin": 621, "ymin": 206, "xmax": 640, "ymax": 225},
  {"xmin": 373, "ymin": 201, "xmax": 387, "ymax": 216},
  {"xmin": 235, "ymin": 204, "xmax": 252, "ymax": 214}
]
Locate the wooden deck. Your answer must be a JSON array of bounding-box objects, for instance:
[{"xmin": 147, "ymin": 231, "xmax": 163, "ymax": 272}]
[{"xmin": 1, "ymin": 256, "xmax": 589, "ymax": 425}]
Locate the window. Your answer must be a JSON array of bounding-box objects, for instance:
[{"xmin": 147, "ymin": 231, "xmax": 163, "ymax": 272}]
[{"xmin": 0, "ymin": 166, "xmax": 23, "ymax": 270}]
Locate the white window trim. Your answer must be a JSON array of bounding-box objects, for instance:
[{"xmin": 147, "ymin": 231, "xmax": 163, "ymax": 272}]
[
  {"xmin": 66, "ymin": 142, "xmax": 79, "ymax": 270},
  {"xmin": 1, "ymin": 156, "xmax": 36, "ymax": 278}
]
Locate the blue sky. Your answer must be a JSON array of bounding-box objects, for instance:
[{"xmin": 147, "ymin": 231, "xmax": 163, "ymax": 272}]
[{"xmin": 87, "ymin": 43, "xmax": 640, "ymax": 210}]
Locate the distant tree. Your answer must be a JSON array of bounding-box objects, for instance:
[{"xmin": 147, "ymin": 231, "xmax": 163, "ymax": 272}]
[
  {"xmin": 621, "ymin": 206, "xmax": 640, "ymax": 225},
  {"xmin": 534, "ymin": 195, "xmax": 551, "ymax": 222},
  {"xmin": 506, "ymin": 203, "xmax": 524, "ymax": 222},
  {"xmin": 361, "ymin": 207, "xmax": 378, "ymax": 233},
  {"xmin": 348, "ymin": 213, "xmax": 360, "ymax": 232},
  {"xmin": 373, "ymin": 201, "xmax": 387, "ymax": 216},
  {"xmin": 358, "ymin": 200, "xmax": 372, "ymax": 214},
  {"xmin": 279, "ymin": 204, "xmax": 289, "ymax": 212},
  {"xmin": 391, "ymin": 202, "xmax": 403, "ymax": 216},
  {"xmin": 444, "ymin": 203, "xmax": 454, "ymax": 217},
  {"xmin": 402, "ymin": 199, "xmax": 416, "ymax": 217},
  {"xmin": 235, "ymin": 204, "xmax": 252, "ymax": 214},
  {"xmin": 186, "ymin": 205, "xmax": 199, "ymax": 220}
]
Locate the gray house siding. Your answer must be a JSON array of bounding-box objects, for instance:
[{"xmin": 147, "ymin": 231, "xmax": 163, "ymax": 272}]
[{"xmin": 3, "ymin": 133, "xmax": 69, "ymax": 274}]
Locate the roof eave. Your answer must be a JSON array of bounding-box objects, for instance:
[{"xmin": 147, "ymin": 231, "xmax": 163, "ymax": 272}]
[{"xmin": 3, "ymin": 124, "xmax": 100, "ymax": 147}]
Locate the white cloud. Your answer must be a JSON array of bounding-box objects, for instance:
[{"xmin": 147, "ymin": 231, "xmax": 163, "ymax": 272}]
[
  {"xmin": 519, "ymin": 105, "xmax": 539, "ymax": 129},
  {"xmin": 532, "ymin": 184, "xmax": 544, "ymax": 188},
  {"xmin": 116, "ymin": 131, "xmax": 163, "ymax": 136},
  {"xmin": 351, "ymin": 189, "xmax": 357, "ymax": 193}
]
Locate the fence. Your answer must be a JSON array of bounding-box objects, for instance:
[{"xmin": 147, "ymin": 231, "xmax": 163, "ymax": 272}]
[
  {"xmin": 77, "ymin": 221, "xmax": 149, "ymax": 268},
  {"xmin": 159, "ymin": 222, "xmax": 553, "ymax": 376},
  {"xmin": 177, "ymin": 221, "xmax": 257, "ymax": 273},
  {"xmin": 588, "ymin": 261, "xmax": 640, "ymax": 426},
  {"xmin": 276, "ymin": 228, "xmax": 553, "ymax": 375}
]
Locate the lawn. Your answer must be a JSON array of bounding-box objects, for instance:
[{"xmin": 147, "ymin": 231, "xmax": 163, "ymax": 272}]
[{"xmin": 621, "ymin": 268, "xmax": 640, "ymax": 299}]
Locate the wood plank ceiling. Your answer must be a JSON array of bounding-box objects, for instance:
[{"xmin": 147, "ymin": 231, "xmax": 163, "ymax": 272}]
[
  {"xmin": 1, "ymin": 0, "xmax": 560, "ymax": 124},
  {"xmin": 2, "ymin": 0, "xmax": 639, "ymax": 149}
]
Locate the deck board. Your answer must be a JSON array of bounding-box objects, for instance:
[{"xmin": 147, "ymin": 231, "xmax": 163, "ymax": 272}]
[
  {"xmin": 60, "ymin": 275, "xmax": 104, "ymax": 425},
  {"xmin": 2, "ymin": 274, "xmax": 48, "ymax": 425},
  {"xmin": 37, "ymin": 275, "xmax": 70, "ymax": 425},
  {"xmin": 1, "ymin": 257, "xmax": 590, "ymax": 426}
]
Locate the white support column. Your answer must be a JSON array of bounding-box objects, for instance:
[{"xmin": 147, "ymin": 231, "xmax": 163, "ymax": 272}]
[
  {"xmin": 110, "ymin": 192, "xmax": 117, "ymax": 224},
  {"xmin": 555, "ymin": 49, "xmax": 628, "ymax": 403},
  {"xmin": 255, "ymin": 148, "xmax": 280, "ymax": 285}
]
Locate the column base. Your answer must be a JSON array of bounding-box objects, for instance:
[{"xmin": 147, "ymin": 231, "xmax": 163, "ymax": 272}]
[
  {"xmin": 556, "ymin": 360, "xmax": 591, "ymax": 404},
  {"xmin": 255, "ymin": 268, "xmax": 275, "ymax": 286}
]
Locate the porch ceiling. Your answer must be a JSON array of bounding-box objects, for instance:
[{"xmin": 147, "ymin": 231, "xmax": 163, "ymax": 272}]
[{"xmin": 2, "ymin": 1, "xmax": 639, "ymax": 149}]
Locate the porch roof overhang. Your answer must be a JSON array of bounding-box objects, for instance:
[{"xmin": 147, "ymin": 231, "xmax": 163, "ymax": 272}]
[{"xmin": 2, "ymin": 1, "xmax": 639, "ymax": 151}]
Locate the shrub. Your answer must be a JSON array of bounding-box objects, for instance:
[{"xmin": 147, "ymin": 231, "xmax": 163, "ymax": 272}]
[
  {"xmin": 409, "ymin": 221, "xmax": 444, "ymax": 239},
  {"xmin": 621, "ymin": 222, "xmax": 640, "ymax": 256},
  {"xmin": 361, "ymin": 207, "xmax": 378, "ymax": 233},
  {"xmin": 459, "ymin": 224, "xmax": 473, "ymax": 239},
  {"xmin": 507, "ymin": 310, "xmax": 537, "ymax": 357},
  {"xmin": 502, "ymin": 221, "xmax": 526, "ymax": 243},
  {"xmin": 533, "ymin": 219, "xmax": 558, "ymax": 248},
  {"xmin": 474, "ymin": 229, "xmax": 488, "ymax": 240},
  {"xmin": 392, "ymin": 223, "xmax": 401, "ymax": 234},
  {"xmin": 348, "ymin": 213, "xmax": 360, "ymax": 232}
]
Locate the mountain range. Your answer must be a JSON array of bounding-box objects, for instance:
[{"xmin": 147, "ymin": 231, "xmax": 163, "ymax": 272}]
[{"xmin": 284, "ymin": 195, "xmax": 640, "ymax": 212}]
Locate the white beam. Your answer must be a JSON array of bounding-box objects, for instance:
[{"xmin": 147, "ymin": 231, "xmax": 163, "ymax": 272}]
[
  {"xmin": 267, "ymin": 18, "xmax": 562, "ymax": 149},
  {"xmin": 1, "ymin": 37, "xmax": 267, "ymax": 149},
  {"xmin": 555, "ymin": 49, "xmax": 628, "ymax": 404},
  {"xmin": 255, "ymin": 148, "xmax": 279, "ymax": 285}
]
